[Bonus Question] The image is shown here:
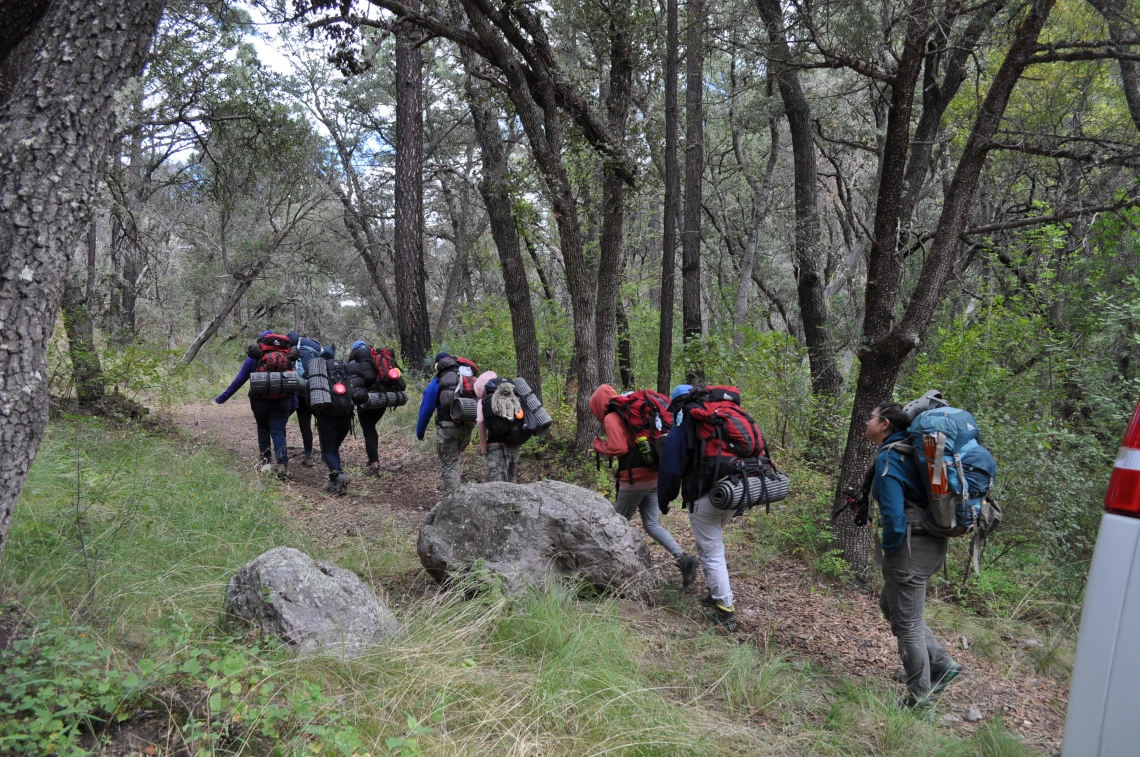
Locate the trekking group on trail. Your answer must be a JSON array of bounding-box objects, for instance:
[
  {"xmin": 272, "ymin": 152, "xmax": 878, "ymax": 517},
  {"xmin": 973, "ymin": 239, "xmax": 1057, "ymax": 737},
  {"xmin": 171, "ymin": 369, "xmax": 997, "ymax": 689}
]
[{"xmin": 217, "ymin": 333, "xmax": 1000, "ymax": 709}]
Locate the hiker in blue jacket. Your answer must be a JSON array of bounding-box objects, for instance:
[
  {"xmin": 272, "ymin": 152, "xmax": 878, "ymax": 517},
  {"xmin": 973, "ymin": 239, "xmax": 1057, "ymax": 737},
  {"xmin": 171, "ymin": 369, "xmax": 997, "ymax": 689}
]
[
  {"xmin": 294, "ymin": 337, "xmax": 333, "ymax": 467},
  {"xmin": 867, "ymin": 402, "xmax": 962, "ymax": 709},
  {"xmin": 215, "ymin": 330, "xmax": 299, "ymax": 477}
]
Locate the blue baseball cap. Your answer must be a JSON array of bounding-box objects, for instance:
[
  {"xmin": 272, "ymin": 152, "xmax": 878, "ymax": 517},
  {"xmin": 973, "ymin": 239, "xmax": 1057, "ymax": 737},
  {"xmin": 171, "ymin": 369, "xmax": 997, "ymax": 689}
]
[{"xmin": 671, "ymin": 384, "xmax": 692, "ymax": 401}]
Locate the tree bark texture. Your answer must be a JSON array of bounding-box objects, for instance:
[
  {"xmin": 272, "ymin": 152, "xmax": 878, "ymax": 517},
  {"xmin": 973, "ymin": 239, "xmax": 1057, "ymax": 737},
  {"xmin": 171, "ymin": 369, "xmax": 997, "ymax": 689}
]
[
  {"xmin": 756, "ymin": 0, "xmax": 840, "ymax": 397},
  {"xmin": 833, "ymin": 0, "xmax": 1056, "ymax": 576},
  {"xmin": 463, "ymin": 60, "xmax": 544, "ymax": 400},
  {"xmin": 61, "ymin": 223, "xmax": 105, "ymax": 407},
  {"xmin": 458, "ymin": 0, "xmax": 599, "ymax": 445},
  {"xmin": 656, "ymin": 0, "xmax": 681, "ymax": 394},
  {"xmin": 0, "ymin": 0, "xmax": 166, "ymax": 558},
  {"xmin": 681, "ymin": 0, "xmax": 705, "ymax": 380},
  {"xmin": 1089, "ymin": 0, "xmax": 1140, "ymax": 134},
  {"xmin": 394, "ymin": 2, "xmax": 433, "ymax": 372},
  {"xmin": 595, "ymin": 5, "xmax": 633, "ymax": 388}
]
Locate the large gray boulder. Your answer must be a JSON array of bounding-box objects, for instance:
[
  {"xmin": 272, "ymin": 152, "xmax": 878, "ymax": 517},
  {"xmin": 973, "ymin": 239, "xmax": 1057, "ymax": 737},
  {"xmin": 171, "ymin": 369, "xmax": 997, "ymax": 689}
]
[
  {"xmin": 418, "ymin": 481, "xmax": 655, "ymax": 595},
  {"xmin": 225, "ymin": 547, "xmax": 397, "ymax": 656}
]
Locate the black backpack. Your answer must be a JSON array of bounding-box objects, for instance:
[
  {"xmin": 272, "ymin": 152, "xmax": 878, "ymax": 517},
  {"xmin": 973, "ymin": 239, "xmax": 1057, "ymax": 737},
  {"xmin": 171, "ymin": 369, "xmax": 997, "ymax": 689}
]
[
  {"xmin": 320, "ymin": 359, "xmax": 356, "ymax": 417},
  {"xmin": 482, "ymin": 378, "xmax": 533, "ymax": 447}
]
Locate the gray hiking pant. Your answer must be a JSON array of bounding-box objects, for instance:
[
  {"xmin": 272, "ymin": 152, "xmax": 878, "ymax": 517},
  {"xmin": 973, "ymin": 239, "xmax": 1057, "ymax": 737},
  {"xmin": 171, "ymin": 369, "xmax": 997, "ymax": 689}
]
[
  {"xmin": 688, "ymin": 496, "xmax": 737, "ymax": 609},
  {"xmin": 879, "ymin": 531, "xmax": 957, "ymax": 698},
  {"xmin": 436, "ymin": 422, "xmax": 473, "ymax": 494},
  {"xmin": 485, "ymin": 443, "xmax": 520, "ymax": 482},
  {"xmin": 615, "ymin": 488, "xmax": 684, "ymax": 559}
]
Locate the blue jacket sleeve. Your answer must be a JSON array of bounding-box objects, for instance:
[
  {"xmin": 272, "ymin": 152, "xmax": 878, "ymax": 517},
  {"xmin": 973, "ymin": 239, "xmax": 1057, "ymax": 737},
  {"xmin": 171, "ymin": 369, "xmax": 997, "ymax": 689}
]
[
  {"xmin": 657, "ymin": 424, "xmax": 688, "ymax": 506},
  {"xmin": 873, "ymin": 452, "xmax": 908, "ymax": 555},
  {"xmin": 216, "ymin": 358, "xmax": 256, "ymax": 404},
  {"xmin": 416, "ymin": 378, "xmax": 439, "ymax": 440}
]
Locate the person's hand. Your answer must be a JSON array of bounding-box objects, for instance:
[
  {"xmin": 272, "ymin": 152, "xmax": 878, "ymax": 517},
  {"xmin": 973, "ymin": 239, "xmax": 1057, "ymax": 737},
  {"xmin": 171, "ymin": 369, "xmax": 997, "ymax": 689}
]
[{"xmin": 214, "ymin": 396, "xmax": 224, "ymax": 404}]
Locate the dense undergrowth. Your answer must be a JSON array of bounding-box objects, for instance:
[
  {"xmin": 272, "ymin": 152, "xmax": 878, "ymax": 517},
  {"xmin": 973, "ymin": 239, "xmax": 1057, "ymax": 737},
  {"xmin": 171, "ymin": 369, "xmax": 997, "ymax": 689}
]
[{"xmin": 2, "ymin": 417, "xmax": 1042, "ymax": 756}]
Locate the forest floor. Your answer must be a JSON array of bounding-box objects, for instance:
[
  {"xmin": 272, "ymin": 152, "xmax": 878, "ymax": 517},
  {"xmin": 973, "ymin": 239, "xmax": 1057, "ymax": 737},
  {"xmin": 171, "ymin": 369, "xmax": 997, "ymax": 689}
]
[{"xmin": 179, "ymin": 400, "xmax": 1071, "ymax": 754}]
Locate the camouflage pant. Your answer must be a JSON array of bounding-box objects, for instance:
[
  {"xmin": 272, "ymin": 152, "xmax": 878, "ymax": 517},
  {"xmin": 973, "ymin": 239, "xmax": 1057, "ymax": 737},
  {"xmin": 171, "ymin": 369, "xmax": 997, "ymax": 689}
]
[
  {"xmin": 485, "ymin": 443, "xmax": 520, "ymax": 483},
  {"xmin": 436, "ymin": 423, "xmax": 473, "ymax": 494}
]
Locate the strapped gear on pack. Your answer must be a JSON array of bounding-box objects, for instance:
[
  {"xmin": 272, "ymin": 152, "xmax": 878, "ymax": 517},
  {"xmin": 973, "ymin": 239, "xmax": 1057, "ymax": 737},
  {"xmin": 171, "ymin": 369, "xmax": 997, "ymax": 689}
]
[
  {"xmin": 371, "ymin": 347, "xmax": 406, "ymax": 390},
  {"xmin": 436, "ymin": 355, "xmax": 479, "ymax": 424},
  {"xmin": 681, "ymin": 386, "xmax": 788, "ymax": 511},
  {"xmin": 347, "ymin": 344, "xmax": 407, "ymax": 407},
  {"xmin": 605, "ymin": 389, "xmax": 673, "ymax": 483},
  {"xmin": 482, "ymin": 378, "xmax": 534, "ymax": 447},
  {"xmin": 247, "ymin": 333, "xmax": 298, "ymax": 399},
  {"xmin": 310, "ymin": 358, "xmax": 355, "ymax": 417}
]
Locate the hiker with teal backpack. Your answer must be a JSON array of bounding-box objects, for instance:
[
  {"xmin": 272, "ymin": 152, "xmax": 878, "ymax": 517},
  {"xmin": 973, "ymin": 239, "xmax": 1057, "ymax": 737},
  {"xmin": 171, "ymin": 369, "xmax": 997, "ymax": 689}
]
[{"xmin": 861, "ymin": 394, "xmax": 998, "ymax": 709}]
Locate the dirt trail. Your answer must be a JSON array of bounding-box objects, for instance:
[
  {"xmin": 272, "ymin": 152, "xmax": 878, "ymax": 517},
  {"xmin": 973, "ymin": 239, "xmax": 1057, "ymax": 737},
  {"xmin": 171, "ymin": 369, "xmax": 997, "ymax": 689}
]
[{"xmin": 180, "ymin": 400, "xmax": 1067, "ymax": 752}]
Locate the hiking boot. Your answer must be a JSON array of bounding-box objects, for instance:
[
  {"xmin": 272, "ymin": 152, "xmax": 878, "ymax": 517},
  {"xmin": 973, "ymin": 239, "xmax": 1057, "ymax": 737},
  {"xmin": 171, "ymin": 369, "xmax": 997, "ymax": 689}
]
[
  {"xmin": 332, "ymin": 472, "xmax": 350, "ymax": 495},
  {"xmin": 931, "ymin": 663, "xmax": 964, "ymax": 696},
  {"xmin": 898, "ymin": 693, "xmax": 935, "ymax": 711},
  {"xmin": 275, "ymin": 463, "xmax": 288, "ymax": 480},
  {"xmin": 365, "ymin": 462, "xmax": 380, "ymax": 477},
  {"xmin": 300, "ymin": 453, "xmax": 315, "ymax": 468},
  {"xmin": 704, "ymin": 603, "xmax": 737, "ymax": 632},
  {"xmin": 324, "ymin": 477, "xmax": 339, "ymax": 494},
  {"xmin": 699, "ymin": 593, "xmax": 717, "ymax": 609},
  {"xmin": 678, "ymin": 554, "xmax": 699, "ymax": 588}
]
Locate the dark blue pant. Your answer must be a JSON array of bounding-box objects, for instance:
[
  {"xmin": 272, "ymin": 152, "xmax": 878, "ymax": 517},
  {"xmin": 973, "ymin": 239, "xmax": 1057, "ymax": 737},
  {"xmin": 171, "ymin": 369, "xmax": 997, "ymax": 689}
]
[
  {"xmin": 250, "ymin": 397, "xmax": 292, "ymax": 464},
  {"xmin": 317, "ymin": 413, "xmax": 353, "ymax": 473},
  {"xmin": 296, "ymin": 394, "xmax": 315, "ymax": 454},
  {"xmin": 357, "ymin": 407, "xmax": 386, "ymax": 464}
]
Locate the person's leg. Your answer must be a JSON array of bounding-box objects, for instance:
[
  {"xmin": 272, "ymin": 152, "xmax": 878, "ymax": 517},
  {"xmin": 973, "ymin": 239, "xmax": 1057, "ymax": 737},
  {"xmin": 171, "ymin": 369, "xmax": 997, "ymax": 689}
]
[
  {"xmin": 688, "ymin": 499, "xmax": 736, "ymax": 608},
  {"xmin": 505, "ymin": 444, "xmax": 520, "ymax": 482},
  {"xmin": 485, "ymin": 443, "xmax": 508, "ymax": 482},
  {"xmin": 249, "ymin": 399, "xmax": 272, "ymax": 463},
  {"xmin": 269, "ymin": 400, "xmax": 290, "ymax": 465},
  {"xmin": 296, "ymin": 396, "xmax": 314, "ymax": 461},
  {"xmin": 886, "ymin": 534, "xmax": 954, "ymax": 700},
  {"xmin": 614, "ymin": 488, "xmax": 648, "ymax": 521},
  {"xmin": 317, "ymin": 415, "xmax": 343, "ymax": 473},
  {"xmin": 456, "ymin": 424, "xmax": 473, "ymax": 454},
  {"xmin": 436, "ymin": 424, "xmax": 463, "ymax": 493},
  {"xmin": 639, "ymin": 490, "xmax": 684, "ymax": 558},
  {"xmin": 358, "ymin": 407, "xmax": 384, "ymax": 465}
]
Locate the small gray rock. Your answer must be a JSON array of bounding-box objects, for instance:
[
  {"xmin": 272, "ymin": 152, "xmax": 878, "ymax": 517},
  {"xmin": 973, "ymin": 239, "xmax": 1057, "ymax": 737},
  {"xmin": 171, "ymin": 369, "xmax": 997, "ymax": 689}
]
[
  {"xmin": 958, "ymin": 635, "xmax": 970, "ymax": 650},
  {"xmin": 942, "ymin": 713, "xmax": 963, "ymax": 724},
  {"xmin": 418, "ymin": 481, "xmax": 654, "ymax": 596},
  {"xmin": 1022, "ymin": 638, "xmax": 1045, "ymax": 649},
  {"xmin": 225, "ymin": 547, "xmax": 397, "ymax": 657},
  {"xmin": 964, "ymin": 706, "xmax": 984, "ymax": 723}
]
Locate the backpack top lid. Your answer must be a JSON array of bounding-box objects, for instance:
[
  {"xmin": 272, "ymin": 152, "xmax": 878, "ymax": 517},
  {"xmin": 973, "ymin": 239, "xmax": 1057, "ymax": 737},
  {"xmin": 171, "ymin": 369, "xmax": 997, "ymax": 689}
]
[
  {"xmin": 903, "ymin": 389, "xmax": 949, "ymax": 421},
  {"xmin": 607, "ymin": 390, "xmax": 673, "ymax": 435},
  {"xmin": 257, "ymin": 332, "xmax": 292, "ymax": 351},
  {"xmin": 908, "ymin": 406, "xmax": 980, "ymax": 452}
]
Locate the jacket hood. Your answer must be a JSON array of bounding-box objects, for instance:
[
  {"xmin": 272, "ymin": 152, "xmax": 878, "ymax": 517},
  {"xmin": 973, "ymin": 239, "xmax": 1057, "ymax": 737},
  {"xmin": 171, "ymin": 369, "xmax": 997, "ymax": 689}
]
[
  {"xmin": 589, "ymin": 384, "xmax": 618, "ymax": 423},
  {"xmin": 298, "ymin": 337, "xmax": 322, "ymax": 353},
  {"xmin": 474, "ymin": 371, "xmax": 498, "ymax": 399}
]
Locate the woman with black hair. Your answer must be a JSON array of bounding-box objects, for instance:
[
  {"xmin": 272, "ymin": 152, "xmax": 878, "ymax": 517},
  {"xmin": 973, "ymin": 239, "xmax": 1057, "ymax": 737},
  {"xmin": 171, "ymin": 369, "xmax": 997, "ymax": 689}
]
[{"xmin": 866, "ymin": 402, "xmax": 963, "ymax": 708}]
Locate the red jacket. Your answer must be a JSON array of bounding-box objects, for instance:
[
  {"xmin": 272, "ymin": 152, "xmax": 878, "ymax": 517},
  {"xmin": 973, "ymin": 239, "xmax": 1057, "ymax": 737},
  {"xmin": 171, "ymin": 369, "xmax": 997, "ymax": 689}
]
[{"xmin": 589, "ymin": 385, "xmax": 657, "ymax": 489}]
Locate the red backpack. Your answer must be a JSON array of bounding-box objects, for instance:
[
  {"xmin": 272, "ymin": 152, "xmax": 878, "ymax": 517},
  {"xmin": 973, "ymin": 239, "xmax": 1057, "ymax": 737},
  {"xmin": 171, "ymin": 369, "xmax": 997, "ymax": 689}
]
[
  {"xmin": 250, "ymin": 333, "xmax": 294, "ymax": 398},
  {"xmin": 682, "ymin": 386, "xmax": 766, "ymax": 497},
  {"xmin": 435, "ymin": 355, "xmax": 480, "ymax": 421},
  {"xmin": 370, "ymin": 347, "xmax": 406, "ymax": 389},
  {"xmin": 607, "ymin": 390, "xmax": 673, "ymax": 475}
]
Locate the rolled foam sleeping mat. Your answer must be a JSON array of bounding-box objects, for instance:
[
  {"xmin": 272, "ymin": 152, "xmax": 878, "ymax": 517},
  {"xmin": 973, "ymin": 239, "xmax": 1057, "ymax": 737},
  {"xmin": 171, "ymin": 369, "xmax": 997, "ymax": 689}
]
[
  {"xmin": 307, "ymin": 374, "xmax": 330, "ymax": 394},
  {"xmin": 268, "ymin": 372, "xmax": 282, "ymax": 396},
  {"xmin": 309, "ymin": 388, "xmax": 332, "ymax": 410},
  {"xmin": 389, "ymin": 391, "xmax": 408, "ymax": 407},
  {"xmin": 523, "ymin": 392, "xmax": 543, "ymax": 412},
  {"xmin": 248, "ymin": 372, "xmax": 269, "ymax": 397},
  {"xmin": 526, "ymin": 405, "xmax": 553, "ymax": 433},
  {"xmin": 450, "ymin": 397, "xmax": 478, "ymax": 422},
  {"xmin": 308, "ymin": 358, "xmax": 328, "ymax": 378},
  {"xmin": 709, "ymin": 473, "xmax": 791, "ymax": 510},
  {"xmin": 511, "ymin": 377, "xmax": 534, "ymax": 398},
  {"xmin": 281, "ymin": 371, "xmax": 300, "ymax": 393}
]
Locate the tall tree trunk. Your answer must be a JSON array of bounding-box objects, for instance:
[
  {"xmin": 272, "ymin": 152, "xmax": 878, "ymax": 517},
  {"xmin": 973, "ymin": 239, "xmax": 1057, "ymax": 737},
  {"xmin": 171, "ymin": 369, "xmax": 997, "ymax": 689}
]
[
  {"xmin": 462, "ymin": 55, "xmax": 544, "ymax": 399},
  {"xmin": 617, "ymin": 298, "xmax": 634, "ymax": 390},
  {"xmin": 681, "ymin": 0, "xmax": 705, "ymax": 382},
  {"xmin": 595, "ymin": 3, "xmax": 633, "ymax": 387},
  {"xmin": 1089, "ymin": 0, "xmax": 1140, "ymax": 133},
  {"xmin": 61, "ymin": 223, "xmax": 105, "ymax": 407},
  {"xmin": 394, "ymin": 1, "xmax": 433, "ymax": 372},
  {"xmin": 833, "ymin": 0, "xmax": 1056, "ymax": 576},
  {"xmin": 756, "ymin": 0, "xmax": 841, "ymax": 397},
  {"xmin": 0, "ymin": 0, "xmax": 166, "ymax": 558},
  {"xmin": 183, "ymin": 259, "xmax": 270, "ymax": 364},
  {"xmin": 656, "ymin": 0, "xmax": 681, "ymax": 394}
]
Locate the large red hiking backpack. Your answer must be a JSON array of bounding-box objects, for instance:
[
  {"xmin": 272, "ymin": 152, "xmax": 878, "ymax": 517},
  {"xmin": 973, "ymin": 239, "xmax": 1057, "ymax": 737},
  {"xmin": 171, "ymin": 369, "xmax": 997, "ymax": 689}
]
[
  {"xmin": 606, "ymin": 390, "xmax": 673, "ymax": 482},
  {"xmin": 371, "ymin": 347, "xmax": 406, "ymax": 390},
  {"xmin": 682, "ymin": 386, "xmax": 767, "ymax": 499},
  {"xmin": 248, "ymin": 333, "xmax": 295, "ymax": 399}
]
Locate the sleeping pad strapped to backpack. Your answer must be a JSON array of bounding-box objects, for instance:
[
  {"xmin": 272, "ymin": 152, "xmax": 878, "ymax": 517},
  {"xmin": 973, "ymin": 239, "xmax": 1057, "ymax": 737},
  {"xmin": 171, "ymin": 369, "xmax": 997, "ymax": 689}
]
[
  {"xmin": 606, "ymin": 390, "xmax": 673, "ymax": 483},
  {"xmin": 482, "ymin": 378, "xmax": 534, "ymax": 447},
  {"xmin": 347, "ymin": 345, "xmax": 408, "ymax": 407},
  {"xmin": 681, "ymin": 386, "xmax": 787, "ymax": 511},
  {"xmin": 316, "ymin": 359, "xmax": 355, "ymax": 417}
]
